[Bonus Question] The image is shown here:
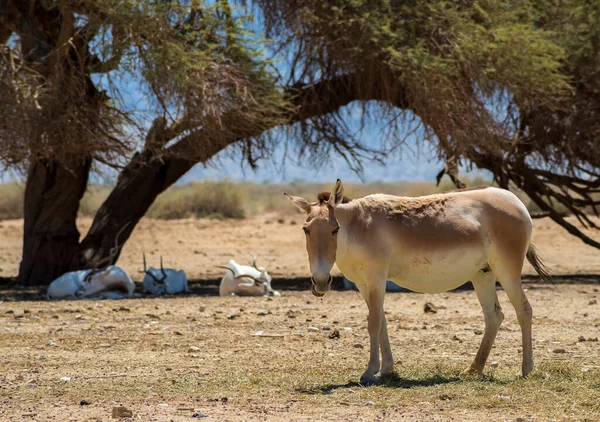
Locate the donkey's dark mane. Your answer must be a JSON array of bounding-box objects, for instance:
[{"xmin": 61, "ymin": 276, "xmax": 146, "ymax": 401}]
[{"xmin": 317, "ymin": 192, "xmax": 352, "ymax": 205}]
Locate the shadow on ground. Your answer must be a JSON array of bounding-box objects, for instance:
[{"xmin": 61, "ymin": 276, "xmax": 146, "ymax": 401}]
[{"xmin": 1, "ymin": 274, "xmax": 597, "ymax": 301}]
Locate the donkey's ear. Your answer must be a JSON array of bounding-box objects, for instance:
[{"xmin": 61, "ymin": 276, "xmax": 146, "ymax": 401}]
[
  {"xmin": 283, "ymin": 193, "xmax": 312, "ymax": 214},
  {"xmin": 328, "ymin": 179, "xmax": 344, "ymax": 207}
]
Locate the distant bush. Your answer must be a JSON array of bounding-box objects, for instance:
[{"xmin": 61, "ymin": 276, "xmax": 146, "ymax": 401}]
[
  {"xmin": 0, "ymin": 182, "xmax": 24, "ymax": 220},
  {"xmin": 147, "ymin": 181, "xmax": 245, "ymax": 219}
]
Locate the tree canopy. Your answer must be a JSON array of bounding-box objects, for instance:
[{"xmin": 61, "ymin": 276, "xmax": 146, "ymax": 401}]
[{"xmin": 1, "ymin": 0, "xmax": 599, "ymax": 284}]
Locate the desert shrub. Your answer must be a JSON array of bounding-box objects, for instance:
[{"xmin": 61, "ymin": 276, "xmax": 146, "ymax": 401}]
[
  {"xmin": 0, "ymin": 182, "xmax": 24, "ymax": 220},
  {"xmin": 148, "ymin": 181, "xmax": 245, "ymax": 219}
]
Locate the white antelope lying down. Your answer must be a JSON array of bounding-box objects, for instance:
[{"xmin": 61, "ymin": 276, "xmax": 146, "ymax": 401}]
[
  {"xmin": 217, "ymin": 256, "xmax": 280, "ymax": 297},
  {"xmin": 285, "ymin": 180, "xmax": 551, "ymax": 384},
  {"xmin": 142, "ymin": 253, "xmax": 190, "ymax": 295},
  {"xmin": 48, "ymin": 224, "xmax": 135, "ymax": 300}
]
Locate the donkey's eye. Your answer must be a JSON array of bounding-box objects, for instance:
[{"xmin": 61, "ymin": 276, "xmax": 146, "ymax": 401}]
[
  {"xmin": 302, "ymin": 227, "xmax": 310, "ymax": 235},
  {"xmin": 332, "ymin": 227, "xmax": 340, "ymax": 236}
]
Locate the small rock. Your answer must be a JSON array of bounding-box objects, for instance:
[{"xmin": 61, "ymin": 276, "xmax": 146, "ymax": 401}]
[
  {"xmin": 490, "ymin": 361, "xmax": 499, "ymax": 368},
  {"xmin": 157, "ymin": 403, "xmax": 168, "ymax": 407},
  {"xmin": 60, "ymin": 376, "xmax": 71, "ymax": 382},
  {"xmin": 328, "ymin": 329, "xmax": 340, "ymax": 339},
  {"xmin": 452, "ymin": 335, "xmax": 463, "ymax": 343},
  {"xmin": 552, "ymin": 348, "xmax": 567, "ymax": 354},
  {"xmin": 589, "ymin": 299, "xmax": 597, "ymax": 305},
  {"xmin": 80, "ymin": 400, "xmax": 90, "ymax": 406},
  {"xmin": 188, "ymin": 346, "xmax": 201, "ymax": 352},
  {"xmin": 307, "ymin": 326, "xmax": 320, "ymax": 332},
  {"xmin": 365, "ymin": 400, "xmax": 376, "ymax": 406},
  {"xmin": 352, "ymin": 342, "xmax": 364, "ymax": 349},
  {"xmin": 192, "ymin": 413, "xmax": 208, "ymax": 418},
  {"xmin": 174, "ymin": 331, "xmax": 183, "ymax": 336},
  {"xmin": 424, "ymin": 302, "xmax": 438, "ymax": 314},
  {"xmin": 588, "ymin": 337, "xmax": 598, "ymax": 342},
  {"xmin": 578, "ymin": 336, "xmax": 586, "ymax": 342},
  {"xmin": 227, "ymin": 314, "xmax": 239, "ymax": 320},
  {"xmin": 47, "ymin": 340, "xmax": 58, "ymax": 347},
  {"xmin": 473, "ymin": 329, "xmax": 483, "ymax": 335},
  {"xmin": 118, "ymin": 306, "xmax": 130, "ymax": 312},
  {"xmin": 257, "ymin": 311, "xmax": 270, "ymax": 316},
  {"xmin": 39, "ymin": 355, "xmax": 47, "ymax": 360},
  {"xmin": 321, "ymin": 326, "xmax": 331, "ymax": 331},
  {"xmin": 199, "ymin": 305, "xmax": 206, "ymax": 312},
  {"xmin": 112, "ymin": 406, "xmax": 133, "ymax": 418}
]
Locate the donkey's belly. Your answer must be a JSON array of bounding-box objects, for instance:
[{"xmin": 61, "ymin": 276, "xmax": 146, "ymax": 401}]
[{"xmin": 388, "ymin": 248, "xmax": 487, "ymax": 294}]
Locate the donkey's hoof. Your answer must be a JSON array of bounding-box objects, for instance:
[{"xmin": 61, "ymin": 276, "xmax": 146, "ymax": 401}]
[
  {"xmin": 359, "ymin": 374, "xmax": 378, "ymax": 386},
  {"xmin": 461, "ymin": 366, "xmax": 482, "ymax": 377}
]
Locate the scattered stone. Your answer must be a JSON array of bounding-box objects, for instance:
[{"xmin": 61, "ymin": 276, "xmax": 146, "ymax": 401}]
[
  {"xmin": 342, "ymin": 327, "xmax": 353, "ymax": 332},
  {"xmin": 365, "ymin": 400, "xmax": 376, "ymax": 406},
  {"xmin": 589, "ymin": 299, "xmax": 597, "ymax": 305},
  {"xmin": 424, "ymin": 302, "xmax": 438, "ymax": 314},
  {"xmin": 307, "ymin": 326, "xmax": 319, "ymax": 332},
  {"xmin": 328, "ymin": 329, "xmax": 340, "ymax": 339},
  {"xmin": 47, "ymin": 340, "xmax": 58, "ymax": 347},
  {"xmin": 452, "ymin": 335, "xmax": 463, "ymax": 343},
  {"xmin": 257, "ymin": 311, "xmax": 270, "ymax": 316},
  {"xmin": 588, "ymin": 337, "xmax": 598, "ymax": 342},
  {"xmin": 578, "ymin": 336, "xmax": 586, "ymax": 342},
  {"xmin": 192, "ymin": 413, "xmax": 208, "ymax": 418},
  {"xmin": 490, "ymin": 361, "xmax": 499, "ymax": 368},
  {"xmin": 112, "ymin": 406, "xmax": 133, "ymax": 418},
  {"xmin": 473, "ymin": 329, "xmax": 483, "ymax": 335},
  {"xmin": 321, "ymin": 326, "xmax": 331, "ymax": 331},
  {"xmin": 118, "ymin": 306, "xmax": 130, "ymax": 312},
  {"xmin": 353, "ymin": 342, "xmax": 364, "ymax": 349},
  {"xmin": 227, "ymin": 314, "xmax": 239, "ymax": 320},
  {"xmin": 39, "ymin": 355, "xmax": 47, "ymax": 360},
  {"xmin": 199, "ymin": 305, "xmax": 206, "ymax": 312},
  {"xmin": 157, "ymin": 403, "xmax": 168, "ymax": 407},
  {"xmin": 174, "ymin": 331, "xmax": 183, "ymax": 336},
  {"xmin": 552, "ymin": 348, "xmax": 567, "ymax": 354},
  {"xmin": 60, "ymin": 376, "xmax": 71, "ymax": 382},
  {"xmin": 80, "ymin": 400, "xmax": 90, "ymax": 406},
  {"xmin": 188, "ymin": 346, "xmax": 201, "ymax": 352}
]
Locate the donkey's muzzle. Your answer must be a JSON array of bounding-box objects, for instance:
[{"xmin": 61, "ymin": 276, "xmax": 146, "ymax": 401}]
[{"xmin": 311, "ymin": 275, "xmax": 332, "ymax": 297}]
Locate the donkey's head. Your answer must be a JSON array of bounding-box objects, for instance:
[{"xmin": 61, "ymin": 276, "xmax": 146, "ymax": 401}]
[{"xmin": 284, "ymin": 179, "xmax": 348, "ymax": 297}]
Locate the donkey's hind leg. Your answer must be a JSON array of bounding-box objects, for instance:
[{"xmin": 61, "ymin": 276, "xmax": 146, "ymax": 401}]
[
  {"xmin": 498, "ymin": 278, "xmax": 534, "ymax": 376},
  {"xmin": 464, "ymin": 270, "xmax": 504, "ymax": 375}
]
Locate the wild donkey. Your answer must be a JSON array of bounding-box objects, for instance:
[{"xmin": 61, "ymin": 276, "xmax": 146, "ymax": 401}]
[{"xmin": 285, "ymin": 180, "xmax": 550, "ymax": 385}]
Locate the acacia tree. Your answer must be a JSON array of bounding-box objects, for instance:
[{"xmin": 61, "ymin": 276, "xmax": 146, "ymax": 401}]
[{"xmin": 1, "ymin": 0, "xmax": 599, "ymax": 285}]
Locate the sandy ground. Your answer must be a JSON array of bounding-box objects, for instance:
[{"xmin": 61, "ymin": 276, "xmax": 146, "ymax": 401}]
[
  {"xmin": 0, "ymin": 214, "xmax": 600, "ymax": 281},
  {"xmin": 1, "ymin": 285, "xmax": 599, "ymax": 421}
]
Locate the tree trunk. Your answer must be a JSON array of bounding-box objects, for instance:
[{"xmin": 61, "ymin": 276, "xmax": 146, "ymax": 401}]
[
  {"xmin": 78, "ymin": 152, "xmax": 199, "ymax": 268},
  {"xmin": 18, "ymin": 158, "xmax": 91, "ymax": 285}
]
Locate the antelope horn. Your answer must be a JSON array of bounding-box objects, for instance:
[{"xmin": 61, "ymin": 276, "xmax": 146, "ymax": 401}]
[
  {"xmin": 160, "ymin": 256, "xmax": 167, "ymax": 278},
  {"xmin": 249, "ymin": 254, "xmax": 259, "ymax": 270},
  {"xmin": 215, "ymin": 266, "xmax": 236, "ymax": 276},
  {"xmin": 143, "ymin": 252, "xmax": 147, "ymax": 273}
]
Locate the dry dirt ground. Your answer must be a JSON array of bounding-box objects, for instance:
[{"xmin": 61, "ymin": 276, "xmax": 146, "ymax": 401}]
[{"xmin": 1, "ymin": 216, "xmax": 600, "ymax": 421}]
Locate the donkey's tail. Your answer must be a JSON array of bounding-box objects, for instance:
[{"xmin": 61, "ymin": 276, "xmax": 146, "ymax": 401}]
[{"xmin": 526, "ymin": 243, "xmax": 552, "ymax": 283}]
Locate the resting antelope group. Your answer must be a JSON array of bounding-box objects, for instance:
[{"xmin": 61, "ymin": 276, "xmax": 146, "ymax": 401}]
[{"xmin": 285, "ymin": 179, "xmax": 550, "ymax": 385}]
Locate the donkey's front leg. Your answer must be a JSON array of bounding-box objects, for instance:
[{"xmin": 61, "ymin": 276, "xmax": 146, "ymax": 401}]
[{"xmin": 360, "ymin": 284, "xmax": 387, "ymax": 385}]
